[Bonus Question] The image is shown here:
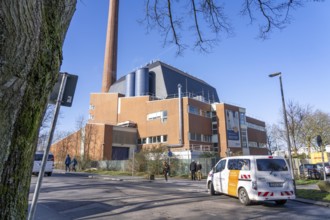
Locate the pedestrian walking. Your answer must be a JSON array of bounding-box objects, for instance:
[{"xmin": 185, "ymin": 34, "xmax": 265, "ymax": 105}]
[
  {"xmin": 190, "ymin": 160, "xmax": 197, "ymax": 180},
  {"xmin": 65, "ymin": 154, "xmax": 71, "ymax": 172},
  {"xmin": 71, "ymin": 157, "xmax": 78, "ymax": 172},
  {"xmin": 196, "ymin": 161, "xmax": 202, "ymax": 181},
  {"xmin": 163, "ymin": 161, "xmax": 170, "ymax": 181}
]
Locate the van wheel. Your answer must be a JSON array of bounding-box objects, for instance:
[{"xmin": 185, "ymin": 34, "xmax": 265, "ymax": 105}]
[
  {"xmin": 238, "ymin": 188, "xmax": 251, "ymax": 206},
  {"xmin": 35, "ymin": 172, "xmax": 39, "ymax": 177},
  {"xmin": 47, "ymin": 172, "xmax": 52, "ymax": 176},
  {"xmin": 209, "ymin": 182, "xmax": 215, "ymax": 196},
  {"xmin": 275, "ymin": 200, "xmax": 287, "ymax": 205}
]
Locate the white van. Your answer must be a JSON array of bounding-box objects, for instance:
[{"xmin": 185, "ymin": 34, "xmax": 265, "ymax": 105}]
[
  {"xmin": 32, "ymin": 151, "xmax": 54, "ymax": 176},
  {"xmin": 206, "ymin": 155, "xmax": 295, "ymax": 205}
]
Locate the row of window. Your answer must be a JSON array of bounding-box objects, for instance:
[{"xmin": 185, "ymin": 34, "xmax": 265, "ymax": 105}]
[
  {"xmin": 247, "ymin": 122, "xmax": 266, "ymax": 132},
  {"xmin": 138, "ymin": 135, "xmax": 168, "ymax": 144},
  {"xmin": 215, "ymin": 158, "xmax": 288, "ymax": 172},
  {"xmin": 248, "ymin": 141, "xmax": 267, "ymax": 148},
  {"xmin": 189, "ymin": 132, "xmax": 212, "ymax": 142},
  {"xmin": 188, "ymin": 105, "xmax": 211, "ymax": 118},
  {"xmin": 147, "ymin": 111, "xmax": 167, "ymax": 122}
]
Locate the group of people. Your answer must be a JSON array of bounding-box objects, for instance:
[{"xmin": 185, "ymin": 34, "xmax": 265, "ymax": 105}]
[
  {"xmin": 190, "ymin": 160, "xmax": 202, "ymax": 181},
  {"xmin": 162, "ymin": 159, "xmax": 203, "ymax": 181},
  {"xmin": 65, "ymin": 154, "xmax": 78, "ymax": 172}
]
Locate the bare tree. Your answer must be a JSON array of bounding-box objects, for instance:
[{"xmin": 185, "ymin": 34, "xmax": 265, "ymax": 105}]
[
  {"xmin": 286, "ymin": 100, "xmax": 312, "ymax": 155},
  {"xmin": 266, "ymin": 123, "xmax": 285, "ymax": 154},
  {"xmin": 142, "ymin": 0, "xmax": 319, "ymax": 55},
  {"xmin": 0, "ymin": 1, "xmax": 76, "ymax": 219},
  {"xmin": 302, "ymin": 110, "xmax": 330, "ymax": 152}
]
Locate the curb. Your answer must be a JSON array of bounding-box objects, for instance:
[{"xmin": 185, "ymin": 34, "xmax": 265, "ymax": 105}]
[{"xmin": 293, "ymin": 198, "xmax": 330, "ymax": 208}]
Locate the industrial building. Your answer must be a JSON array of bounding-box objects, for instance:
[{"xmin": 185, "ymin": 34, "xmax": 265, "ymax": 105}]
[{"xmin": 51, "ymin": 61, "xmax": 268, "ymax": 161}]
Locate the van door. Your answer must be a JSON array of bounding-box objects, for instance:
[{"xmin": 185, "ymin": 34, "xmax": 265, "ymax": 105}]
[
  {"xmin": 213, "ymin": 159, "xmax": 227, "ymax": 193},
  {"xmin": 256, "ymin": 158, "xmax": 293, "ymax": 194},
  {"xmin": 220, "ymin": 160, "xmax": 229, "ymax": 194}
]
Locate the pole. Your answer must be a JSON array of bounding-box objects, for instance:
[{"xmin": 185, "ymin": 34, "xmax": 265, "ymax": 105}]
[
  {"xmin": 132, "ymin": 147, "xmax": 134, "ymax": 177},
  {"xmin": 316, "ymin": 135, "xmax": 326, "ymax": 180},
  {"xmin": 278, "ymin": 75, "xmax": 296, "ymax": 193},
  {"xmin": 28, "ymin": 73, "xmax": 68, "ymax": 220},
  {"xmin": 321, "ymin": 147, "xmax": 326, "ymax": 180}
]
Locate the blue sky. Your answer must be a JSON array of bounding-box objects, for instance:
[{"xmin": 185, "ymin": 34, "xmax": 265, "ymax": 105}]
[{"xmin": 58, "ymin": 0, "xmax": 330, "ymax": 133}]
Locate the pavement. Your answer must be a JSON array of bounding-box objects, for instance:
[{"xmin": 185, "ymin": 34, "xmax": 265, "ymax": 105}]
[{"xmin": 30, "ymin": 171, "xmax": 330, "ymax": 219}]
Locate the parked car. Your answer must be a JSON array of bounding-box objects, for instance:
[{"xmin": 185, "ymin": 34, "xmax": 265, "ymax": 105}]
[
  {"xmin": 315, "ymin": 162, "xmax": 330, "ymax": 176},
  {"xmin": 298, "ymin": 164, "xmax": 321, "ymax": 179}
]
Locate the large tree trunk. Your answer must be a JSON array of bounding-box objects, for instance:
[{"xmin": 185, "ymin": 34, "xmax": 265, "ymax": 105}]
[{"xmin": 0, "ymin": 1, "xmax": 76, "ymax": 219}]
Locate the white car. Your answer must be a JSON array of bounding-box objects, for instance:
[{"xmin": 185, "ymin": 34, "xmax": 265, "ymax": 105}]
[
  {"xmin": 206, "ymin": 155, "xmax": 295, "ymax": 205},
  {"xmin": 32, "ymin": 151, "xmax": 54, "ymax": 176}
]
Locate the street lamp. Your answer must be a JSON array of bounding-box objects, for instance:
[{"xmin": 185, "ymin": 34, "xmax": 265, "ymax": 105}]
[{"xmin": 269, "ymin": 72, "xmax": 296, "ymax": 192}]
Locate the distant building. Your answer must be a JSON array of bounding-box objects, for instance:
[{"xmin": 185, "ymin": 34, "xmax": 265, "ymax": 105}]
[{"xmin": 51, "ymin": 61, "xmax": 268, "ymax": 161}]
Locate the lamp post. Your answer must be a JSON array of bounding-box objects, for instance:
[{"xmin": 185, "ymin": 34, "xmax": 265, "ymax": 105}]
[{"xmin": 269, "ymin": 72, "xmax": 296, "ymax": 192}]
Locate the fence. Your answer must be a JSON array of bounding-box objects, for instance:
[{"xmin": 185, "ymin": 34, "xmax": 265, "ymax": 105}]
[
  {"xmin": 94, "ymin": 157, "xmax": 220, "ymax": 177},
  {"xmin": 93, "ymin": 157, "xmax": 318, "ymax": 179}
]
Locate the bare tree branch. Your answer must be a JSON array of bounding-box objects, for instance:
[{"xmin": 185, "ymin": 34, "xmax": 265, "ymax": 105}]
[{"xmin": 142, "ymin": 0, "xmax": 319, "ymax": 54}]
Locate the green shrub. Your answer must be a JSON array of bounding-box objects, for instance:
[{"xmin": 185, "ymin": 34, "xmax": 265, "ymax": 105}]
[{"xmin": 317, "ymin": 180, "xmax": 330, "ymax": 192}]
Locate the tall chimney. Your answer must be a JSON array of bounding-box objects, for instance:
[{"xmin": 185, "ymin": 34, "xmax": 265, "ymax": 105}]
[{"xmin": 101, "ymin": 0, "xmax": 119, "ymax": 93}]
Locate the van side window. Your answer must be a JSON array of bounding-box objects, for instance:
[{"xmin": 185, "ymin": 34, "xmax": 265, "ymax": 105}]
[
  {"xmin": 239, "ymin": 159, "xmax": 250, "ymax": 170},
  {"xmin": 228, "ymin": 159, "xmax": 251, "ymax": 170},
  {"xmin": 215, "ymin": 160, "xmax": 226, "ymax": 172},
  {"xmin": 228, "ymin": 159, "xmax": 239, "ymax": 170}
]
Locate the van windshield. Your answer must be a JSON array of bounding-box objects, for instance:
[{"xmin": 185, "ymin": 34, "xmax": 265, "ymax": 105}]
[
  {"xmin": 256, "ymin": 159, "xmax": 288, "ymax": 171},
  {"xmin": 35, "ymin": 154, "xmax": 54, "ymax": 161}
]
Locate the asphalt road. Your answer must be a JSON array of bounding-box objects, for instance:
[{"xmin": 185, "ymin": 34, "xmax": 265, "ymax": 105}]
[{"xmin": 29, "ymin": 171, "xmax": 330, "ymax": 220}]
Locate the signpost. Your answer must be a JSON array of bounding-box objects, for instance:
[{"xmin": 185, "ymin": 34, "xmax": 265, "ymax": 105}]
[
  {"xmin": 316, "ymin": 135, "xmax": 326, "ymax": 181},
  {"xmin": 28, "ymin": 72, "xmax": 78, "ymax": 220}
]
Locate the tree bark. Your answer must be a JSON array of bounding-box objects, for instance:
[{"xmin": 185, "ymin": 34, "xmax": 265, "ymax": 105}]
[{"xmin": 0, "ymin": 1, "xmax": 76, "ymax": 219}]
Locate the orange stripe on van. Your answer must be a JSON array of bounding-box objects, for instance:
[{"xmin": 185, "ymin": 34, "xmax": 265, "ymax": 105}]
[{"xmin": 228, "ymin": 170, "xmax": 240, "ymax": 196}]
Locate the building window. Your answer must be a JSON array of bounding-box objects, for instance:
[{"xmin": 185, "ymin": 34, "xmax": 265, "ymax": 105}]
[
  {"xmin": 147, "ymin": 110, "xmax": 168, "ymax": 123},
  {"xmin": 240, "ymin": 112, "xmax": 246, "ymax": 126},
  {"xmin": 189, "ymin": 132, "xmax": 211, "ymax": 142},
  {"xmin": 211, "ymin": 111, "xmax": 217, "ymax": 122},
  {"xmin": 188, "ymin": 105, "xmax": 199, "ymax": 115},
  {"xmin": 247, "ymin": 122, "xmax": 266, "ymax": 132},
  {"xmin": 163, "ymin": 135, "xmax": 168, "ymax": 142},
  {"xmin": 248, "ymin": 141, "xmax": 258, "ymax": 148},
  {"xmin": 139, "ymin": 135, "xmax": 168, "ymax": 144}
]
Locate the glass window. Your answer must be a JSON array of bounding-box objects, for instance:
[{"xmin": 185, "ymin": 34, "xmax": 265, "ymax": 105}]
[
  {"xmin": 188, "ymin": 105, "xmax": 199, "ymax": 115},
  {"xmin": 215, "ymin": 160, "xmax": 226, "ymax": 172},
  {"xmin": 196, "ymin": 134, "xmax": 202, "ymax": 141},
  {"xmin": 256, "ymin": 159, "xmax": 288, "ymax": 171},
  {"xmin": 228, "ymin": 159, "xmax": 239, "ymax": 170},
  {"xmin": 163, "ymin": 135, "xmax": 167, "ymax": 142}
]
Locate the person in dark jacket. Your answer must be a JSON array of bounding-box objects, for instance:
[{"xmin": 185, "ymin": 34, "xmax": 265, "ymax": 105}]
[
  {"xmin": 65, "ymin": 154, "xmax": 71, "ymax": 172},
  {"xmin": 163, "ymin": 161, "xmax": 170, "ymax": 181},
  {"xmin": 196, "ymin": 161, "xmax": 202, "ymax": 181},
  {"xmin": 71, "ymin": 157, "xmax": 78, "ymax": 172},
  {"xmin": 190, "ymin": 160, "xmax": 197, "ymax": 180}
]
